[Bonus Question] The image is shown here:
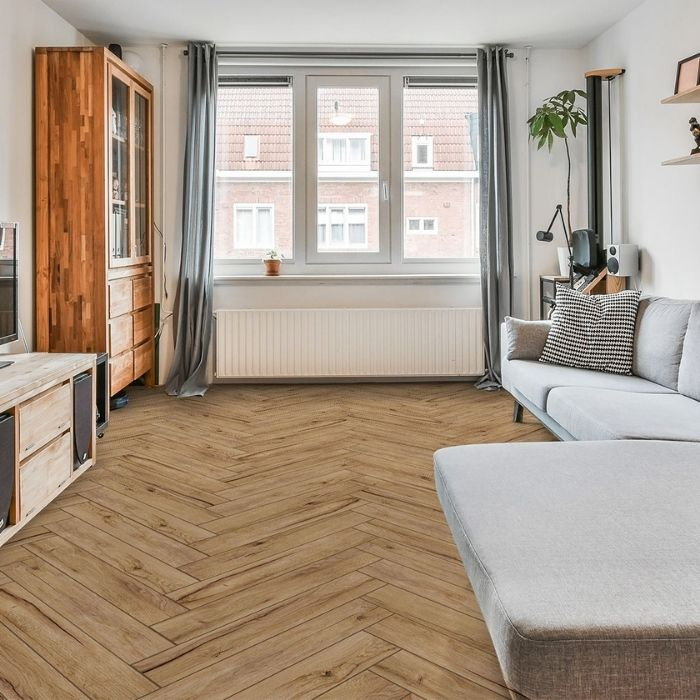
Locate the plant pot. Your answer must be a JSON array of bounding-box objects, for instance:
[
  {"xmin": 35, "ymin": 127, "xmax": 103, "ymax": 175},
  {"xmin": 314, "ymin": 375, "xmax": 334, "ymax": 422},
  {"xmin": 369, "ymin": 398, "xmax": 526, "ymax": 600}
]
[{"xmin": 263, "ymin": 259, "xmax": 281, "ymax": 276}]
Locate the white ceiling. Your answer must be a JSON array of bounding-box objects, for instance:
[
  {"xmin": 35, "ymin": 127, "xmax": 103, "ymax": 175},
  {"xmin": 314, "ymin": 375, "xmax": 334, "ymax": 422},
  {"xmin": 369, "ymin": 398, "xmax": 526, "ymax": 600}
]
[{"xmin": 41, "ymin": 0, "xmax": 645, "ymax": 49}]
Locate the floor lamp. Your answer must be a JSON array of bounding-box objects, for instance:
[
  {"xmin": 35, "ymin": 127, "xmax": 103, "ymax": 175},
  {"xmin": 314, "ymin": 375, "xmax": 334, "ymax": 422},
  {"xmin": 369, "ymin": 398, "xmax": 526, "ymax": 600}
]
[{"xmin": 536, "ymin": 204, "xmax": 575, "ymax": 289}]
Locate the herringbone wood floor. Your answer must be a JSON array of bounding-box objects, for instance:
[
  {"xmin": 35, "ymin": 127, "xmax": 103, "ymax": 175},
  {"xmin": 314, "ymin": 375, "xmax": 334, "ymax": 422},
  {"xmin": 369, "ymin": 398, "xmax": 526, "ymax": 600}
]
[{"xmin": 0, "ymin": 383, "xmax": 552, "ymax": 699}]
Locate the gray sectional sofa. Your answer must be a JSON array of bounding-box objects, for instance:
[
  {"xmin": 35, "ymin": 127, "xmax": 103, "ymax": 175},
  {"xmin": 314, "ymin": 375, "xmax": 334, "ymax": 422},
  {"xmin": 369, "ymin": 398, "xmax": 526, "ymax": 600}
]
[
  {"xmin": 502, "ymin": 295, "xmax": 700, "ymax": 441},
  {"xmin": 434, "ymin": 295, "xmax": 700, "ymax": 698}
]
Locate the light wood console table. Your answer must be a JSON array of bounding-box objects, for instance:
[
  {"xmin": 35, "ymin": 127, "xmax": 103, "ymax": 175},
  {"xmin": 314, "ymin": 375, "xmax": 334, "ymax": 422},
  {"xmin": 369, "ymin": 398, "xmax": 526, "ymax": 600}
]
[{"xmin": 0, "ymin": 353, "xmax": 97, "ymax": 547}]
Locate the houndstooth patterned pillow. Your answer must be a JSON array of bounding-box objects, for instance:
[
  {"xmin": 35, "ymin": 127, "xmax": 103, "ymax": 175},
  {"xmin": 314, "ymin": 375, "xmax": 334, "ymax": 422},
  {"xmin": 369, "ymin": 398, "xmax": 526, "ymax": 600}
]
[{"xmin": 540, "ymin": 285, "xmax": 641, "ymax": 375}]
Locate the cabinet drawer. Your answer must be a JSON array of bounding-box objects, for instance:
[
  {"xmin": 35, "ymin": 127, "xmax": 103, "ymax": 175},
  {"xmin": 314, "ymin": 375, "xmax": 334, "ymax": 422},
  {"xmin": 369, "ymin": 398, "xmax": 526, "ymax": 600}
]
[
  {"xmin": 109, "ymin": 278, "xmax": 133, "ymax": 318},
  {"xmin": 133, "ymin": 308, "xmax": 152, "ymax": 347},
  {"xmin": 110, "ymin": 314, "xmax": 134, "ymax": 356},
  {"xmin": 133, "ymin": 276, "xmax": 152, "ymax": 311},
  {"xmin": 20, "ymin": 432, "xmax": 72, "ymax": 519},
  {"xmin": 110, "ymin": 351, "xmax": 133, "ymax": 395},
  {"xmin": 18, "ymin": 382, "xmax": 71, "ymax": 460},
  {"xmin": 133, "ymin": 341, "xmax": 152, "ymax": 379}
]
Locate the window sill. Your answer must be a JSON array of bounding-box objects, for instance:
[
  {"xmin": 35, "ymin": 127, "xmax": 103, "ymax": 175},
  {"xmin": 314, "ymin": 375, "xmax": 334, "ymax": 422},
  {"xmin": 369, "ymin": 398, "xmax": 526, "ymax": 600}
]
[{"xmin": 214, "ymin": 273, "xmax": 479, "ymax": 285}]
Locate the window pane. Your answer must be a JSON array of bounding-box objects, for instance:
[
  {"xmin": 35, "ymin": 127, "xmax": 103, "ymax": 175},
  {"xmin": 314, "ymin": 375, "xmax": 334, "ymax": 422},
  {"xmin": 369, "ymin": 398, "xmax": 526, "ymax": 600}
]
[
  {"xmin": 235, "ymin": 208, "xmax": 253, "ymax": 246},
  {"xmin": 317, "ymin": 86, "xmax": 379, "ymax": 253},
  {"xmin": 256, "ymin": 207, "xmax": 273, "ymax": 246},
  {"xmin": 404, "ymin": 85, "xmax": 479, "ymax": 258},
  {"xmin": 348, "ymin": 223, "xmax": 366, "ymax": 244},
  {"xmin": 215, "ymin": 84, "xmax": 293, "ymax": 259}
]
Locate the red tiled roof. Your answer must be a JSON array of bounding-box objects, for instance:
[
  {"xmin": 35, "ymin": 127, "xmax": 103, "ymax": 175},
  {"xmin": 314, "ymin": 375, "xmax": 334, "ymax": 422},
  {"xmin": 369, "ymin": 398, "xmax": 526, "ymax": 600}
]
[{"xmin": 216, "ymin": 86, "xmax": 477, "ymax": 171}]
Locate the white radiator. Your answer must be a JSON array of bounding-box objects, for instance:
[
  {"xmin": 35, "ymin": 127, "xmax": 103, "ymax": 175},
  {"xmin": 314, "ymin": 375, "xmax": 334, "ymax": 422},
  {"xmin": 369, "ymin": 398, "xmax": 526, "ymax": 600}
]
[{"xmin": 214, "ymin": 308, "xmax": 484, "ymax": 379}]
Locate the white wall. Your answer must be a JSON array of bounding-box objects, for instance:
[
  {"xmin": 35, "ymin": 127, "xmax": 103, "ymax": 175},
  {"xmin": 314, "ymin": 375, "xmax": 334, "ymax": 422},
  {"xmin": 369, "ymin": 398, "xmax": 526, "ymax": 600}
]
[
  {"xmin": 586, "ymin": 0, "xmax": 698, "ymax": 298},
  {"xmin": 0, "ymin": 0, "xmax": 89, "ymax": 353},
  {"xmin": 509, "ymin": 48, "xmax": 589, "ymax": 319},
  {"xmin": 127, "ymin": 44, "xmax": 587, "ymax": 381}
]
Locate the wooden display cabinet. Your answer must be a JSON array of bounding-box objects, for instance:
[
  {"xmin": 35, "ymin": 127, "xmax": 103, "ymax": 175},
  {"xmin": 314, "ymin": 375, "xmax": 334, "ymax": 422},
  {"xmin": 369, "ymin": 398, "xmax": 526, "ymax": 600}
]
[{"xmin": 35, "ymin": 47, "xmax": 155, "ymax": 396}]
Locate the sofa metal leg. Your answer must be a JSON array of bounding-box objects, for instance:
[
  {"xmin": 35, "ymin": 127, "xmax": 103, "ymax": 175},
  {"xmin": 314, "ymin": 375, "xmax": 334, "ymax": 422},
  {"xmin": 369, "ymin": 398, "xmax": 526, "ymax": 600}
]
[{"xmin": 513, "ymin": 401, "xmax": 524, "ymax": 423}]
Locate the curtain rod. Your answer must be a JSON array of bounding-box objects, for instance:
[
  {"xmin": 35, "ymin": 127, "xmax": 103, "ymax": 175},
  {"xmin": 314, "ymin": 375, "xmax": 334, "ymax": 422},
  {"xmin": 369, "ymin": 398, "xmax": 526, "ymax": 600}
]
[{"xmin": 182, "ymin": 48, "xmax": 514, "ymax": 58}]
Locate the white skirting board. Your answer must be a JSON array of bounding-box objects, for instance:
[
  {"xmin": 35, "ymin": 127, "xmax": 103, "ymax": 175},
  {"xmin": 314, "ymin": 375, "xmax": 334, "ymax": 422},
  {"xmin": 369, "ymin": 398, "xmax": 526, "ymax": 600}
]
[{"xmin": 214, "ymin": 308, "xmax": 484, "ymax": 379}]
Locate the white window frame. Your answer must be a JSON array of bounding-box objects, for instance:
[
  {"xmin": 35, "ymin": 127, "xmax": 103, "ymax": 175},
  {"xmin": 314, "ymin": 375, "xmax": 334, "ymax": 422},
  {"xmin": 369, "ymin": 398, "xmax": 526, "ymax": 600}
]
[
  {"xmin": 318, "ymin": 133, "xmax": 371, "ymax": 170},
  {"xmin": 411, "ymin": 136, "xmax": 434, "ymax": 168},
  {"xmin": 318, "ymin": 204, "xmax": 368, "ymax": 250},
  {"xmin": 406, "ymin": 217, "xmax": 438, "ymax": 234},
  {"xmin": 243, "ymin": 134, "xmax": 260, "ymax": 159},
  {"xmin": 214, "ymin": 58, "xmax": 478, "ymax": 278},
  {"xmin": 234, "ymin": 203, "xmax": 275, "ymax": 249}
]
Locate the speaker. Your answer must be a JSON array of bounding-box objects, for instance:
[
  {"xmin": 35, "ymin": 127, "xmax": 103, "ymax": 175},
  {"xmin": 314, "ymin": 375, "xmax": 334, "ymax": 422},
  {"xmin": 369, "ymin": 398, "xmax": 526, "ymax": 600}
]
[
  {"xmin": 73, "ymin": 372, "xmax": 93, "ymax": 468},
  {"xmin": 0, "ymin": 413, "xmax": 14, "ymax": 531},
  {"xmin": 607, "ymin": 244, "xmax": 639, "ymax": 277}
]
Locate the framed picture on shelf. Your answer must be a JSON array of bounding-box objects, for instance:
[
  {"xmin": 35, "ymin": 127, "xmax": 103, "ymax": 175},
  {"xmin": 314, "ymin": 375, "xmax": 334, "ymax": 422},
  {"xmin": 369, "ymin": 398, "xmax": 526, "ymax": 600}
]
[{"xmin": 675, "ymin": 52, "xmax": 700, "ymax": 95}]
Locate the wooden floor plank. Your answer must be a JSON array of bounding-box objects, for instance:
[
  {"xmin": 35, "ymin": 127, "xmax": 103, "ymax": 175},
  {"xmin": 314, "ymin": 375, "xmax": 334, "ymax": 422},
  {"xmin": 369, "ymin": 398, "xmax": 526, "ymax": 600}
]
[{"xmin": 0, "ymin": 383, "xmax": 550, "ymax": 697}]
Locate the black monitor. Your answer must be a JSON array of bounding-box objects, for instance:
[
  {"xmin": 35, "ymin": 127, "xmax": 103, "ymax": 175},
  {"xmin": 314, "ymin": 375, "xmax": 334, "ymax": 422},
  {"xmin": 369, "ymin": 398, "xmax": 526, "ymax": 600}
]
[{"xmin": 0, "ymin": 223, "xmax": 18, "ymax": 368}]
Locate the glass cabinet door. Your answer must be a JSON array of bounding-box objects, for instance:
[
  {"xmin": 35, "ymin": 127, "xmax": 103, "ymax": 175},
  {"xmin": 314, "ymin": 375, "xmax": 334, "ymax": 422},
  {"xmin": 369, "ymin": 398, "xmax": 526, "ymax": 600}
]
[
  {"xmin": 110, "ymin": 72, "xmax": 131, "ymax": 263},
  {"xmin": 133, "ymin": 89, "xmax": 150, "ymax": 260}
]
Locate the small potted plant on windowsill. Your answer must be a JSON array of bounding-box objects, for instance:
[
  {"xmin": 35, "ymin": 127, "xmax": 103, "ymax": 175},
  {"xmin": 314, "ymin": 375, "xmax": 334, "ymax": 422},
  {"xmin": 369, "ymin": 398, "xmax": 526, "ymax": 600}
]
[{"xmin": 262, "ymin": 250, "xmax": 284, "ymax": 276}]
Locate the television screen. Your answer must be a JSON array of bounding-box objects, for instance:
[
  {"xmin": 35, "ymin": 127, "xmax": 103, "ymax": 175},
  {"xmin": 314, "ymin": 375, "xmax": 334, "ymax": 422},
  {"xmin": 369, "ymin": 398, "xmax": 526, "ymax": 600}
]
[{"xmin": 0, "ymin": 223, "xmax": 18, "ymax": 345}]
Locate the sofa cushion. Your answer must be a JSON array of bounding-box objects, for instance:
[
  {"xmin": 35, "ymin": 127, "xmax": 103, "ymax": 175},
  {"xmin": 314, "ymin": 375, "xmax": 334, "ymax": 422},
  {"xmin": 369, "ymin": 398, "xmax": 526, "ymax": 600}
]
[
  {"xmin": 678, "ymin": 304, "xmax": 700, "ymax": 401},
  {"xmin": 504, "ymin": 317, "xmax": 551, "ymax": 360},
  {"xmin": 634, "ymin": 296, "xmax": 695, "ymax": 390},
  {"xmin": 547, "ymin": 386, "xmax": 700, "ymax": 441},
  {"xmin": 506, "ymin": 358, "xmax": 674, "ymax": 410},
  {"xmin": 540, "ymin": 285, "xmax": 641, "ymax": 375},
  {"xmin": 434, "ymin": 440, "xmax": 700, "ymax": 699}
]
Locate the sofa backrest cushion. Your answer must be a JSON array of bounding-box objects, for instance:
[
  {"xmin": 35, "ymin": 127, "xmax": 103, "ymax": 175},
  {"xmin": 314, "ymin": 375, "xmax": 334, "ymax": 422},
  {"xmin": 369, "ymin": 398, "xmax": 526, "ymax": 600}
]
[
  {"xmin": 678, "ymin": 305, "xmax": 700, "ymax": 401},
  {"xmin": 634, "ymin": 296, "xmax": 694, "ymax": 390}
]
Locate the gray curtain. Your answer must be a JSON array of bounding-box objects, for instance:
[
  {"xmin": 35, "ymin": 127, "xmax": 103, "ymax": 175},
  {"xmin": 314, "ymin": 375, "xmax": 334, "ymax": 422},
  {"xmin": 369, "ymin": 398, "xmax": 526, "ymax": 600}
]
[
  {"xmin": 476, "ymin": 47, "xmax": 513, "ymax": 390},
  {"xmin": 166, "ymin": 42, "xmax": 218, "ymax": 397}
]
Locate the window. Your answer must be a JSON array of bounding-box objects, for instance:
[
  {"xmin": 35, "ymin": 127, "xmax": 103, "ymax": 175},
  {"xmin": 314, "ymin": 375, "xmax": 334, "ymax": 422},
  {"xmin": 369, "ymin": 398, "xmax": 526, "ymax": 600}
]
[
  {"xmin": 243, "ymin": 135, "xmax": 259, "ymax": 159},
  {"xmin": 234, "ymin": 204, "xmax": 274, "ymax": 249},
  {"xmin": 406, "ymin": 217, "xmax": 438, "ymax": 234},
  {"xmin": 412, "ymin": 136, "xmax": 433, "ymax": 168},
  {"xmin": 318, "ymin": 134, "xmax": 371, "ymax": 169},
  {"xmin": 214, "ymin": 61, "xmax": 477, "ymax": 275},
  {"xmin": 214, "ymin": 81, "xmax": 293, "ymax": 261},
  {"xmin": 403, "ymin": 82, "xmax": 479, "ymax": 259},
  {"xmin": 318, "ymin": 205, "xmax": 368, "ymax": 250}
]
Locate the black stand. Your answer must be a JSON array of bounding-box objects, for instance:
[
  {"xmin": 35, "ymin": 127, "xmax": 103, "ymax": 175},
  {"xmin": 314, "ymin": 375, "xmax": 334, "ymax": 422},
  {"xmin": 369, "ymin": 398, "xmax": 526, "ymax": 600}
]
[{"xmin": 537, "ymin": 205, "xmax": 574, "ymax": 289}]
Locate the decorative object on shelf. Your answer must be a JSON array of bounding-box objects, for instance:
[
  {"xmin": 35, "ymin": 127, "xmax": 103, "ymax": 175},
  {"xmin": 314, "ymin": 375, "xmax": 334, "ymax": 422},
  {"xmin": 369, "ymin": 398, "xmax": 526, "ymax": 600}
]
[
  {"xmin": 262, "ymin": 250, "xmax": 283, "ymax": 276},
  {"xmin": 108, "ymin": 43, "xmax": 123, "ymax": 60},
  {"xmin": 536, "ymin": 204, "xmax": 574, "ymax": 288},
  {"xmin": 690, "ymin": 117, "xmax": 700, "ymax": 154},
  {"xmin": 675, "ymin": 53, "xmax": 700, "ymax": 95},
  {"xmin": 528, "ymin": 89, "xmax": 587, "ymax": 238}
]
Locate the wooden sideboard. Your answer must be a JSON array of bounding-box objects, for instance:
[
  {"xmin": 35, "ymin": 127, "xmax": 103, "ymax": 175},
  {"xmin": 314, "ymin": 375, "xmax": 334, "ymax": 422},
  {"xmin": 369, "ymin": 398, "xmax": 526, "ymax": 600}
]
[{"xmin": 0, "ymin": 353, "xmax": 97, "ymax": 547}]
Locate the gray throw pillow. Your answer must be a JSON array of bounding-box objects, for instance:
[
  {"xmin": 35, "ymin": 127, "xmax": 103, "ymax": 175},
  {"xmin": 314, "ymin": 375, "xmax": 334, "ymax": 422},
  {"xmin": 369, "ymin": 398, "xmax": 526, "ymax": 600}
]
[
  {"xmin": 504, "ymin": 317, "xmax": 552, "ymax": 360},
  {"xmin": 540, "ymin": 285, "xmax": 641, "ymax": 375}
]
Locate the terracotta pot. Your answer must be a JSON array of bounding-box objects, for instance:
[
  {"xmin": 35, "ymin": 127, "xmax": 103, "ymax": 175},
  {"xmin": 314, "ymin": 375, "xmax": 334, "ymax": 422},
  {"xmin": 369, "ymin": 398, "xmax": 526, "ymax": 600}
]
[{"xmin": 263, "ymin": 259, "xmax": 281, "ymax": 276}]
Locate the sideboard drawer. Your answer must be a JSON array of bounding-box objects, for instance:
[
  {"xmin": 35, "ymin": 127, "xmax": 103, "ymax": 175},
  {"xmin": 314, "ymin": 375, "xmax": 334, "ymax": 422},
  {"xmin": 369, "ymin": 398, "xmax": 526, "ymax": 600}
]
[
  {"xmin": 133, "ymin": 275, "xmax": 152, "ymax": 311},
  {"xmin": 20, "ymin": 432, "xmax": 72, "ymax": 519},
  {"xmin": 109, "ymin": 313, "xmax": 134, "ymax": 356},
  {"xmin": 110, "ymin": 350, "xmax": 133, "ymax": 395},
  {"xmin": 18, "ymin": 382, "xmax": 71, "ymax": 460},
  {"xmin": 133, "ymin": 341, "xmax": 152, "ymax": 379},
  {"xmin": 133, "ymin": 308, "xmax": 152, "ymax": 347},
  {"xmin": 109, "ymin": 278, "xmax": 133, "ymax": 318}
]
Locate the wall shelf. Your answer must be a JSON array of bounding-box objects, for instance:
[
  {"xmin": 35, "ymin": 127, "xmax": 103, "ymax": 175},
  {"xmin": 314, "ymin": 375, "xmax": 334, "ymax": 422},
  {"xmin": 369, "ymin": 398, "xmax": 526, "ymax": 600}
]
[
  {"xmin": 661, "ymin": 85, "xmax": 700, "ymax": 104},
  {"xmin": 661, "ymin": 153, "xmax": 700, "ymax": 166}
]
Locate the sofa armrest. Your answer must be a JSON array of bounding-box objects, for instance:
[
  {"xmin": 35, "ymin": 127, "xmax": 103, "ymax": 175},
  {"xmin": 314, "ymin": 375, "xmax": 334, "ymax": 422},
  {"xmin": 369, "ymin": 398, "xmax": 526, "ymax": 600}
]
[{"xmin": 502, "ymin": 316, "xmax": 552, "ymax": 361}]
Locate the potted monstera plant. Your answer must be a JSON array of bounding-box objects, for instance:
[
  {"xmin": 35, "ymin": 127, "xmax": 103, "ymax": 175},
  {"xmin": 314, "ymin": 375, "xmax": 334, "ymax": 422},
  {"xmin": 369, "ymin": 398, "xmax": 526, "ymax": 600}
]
[{"xmin": 262, "ymin": 250, "xmax": 284, "ymax": 276}]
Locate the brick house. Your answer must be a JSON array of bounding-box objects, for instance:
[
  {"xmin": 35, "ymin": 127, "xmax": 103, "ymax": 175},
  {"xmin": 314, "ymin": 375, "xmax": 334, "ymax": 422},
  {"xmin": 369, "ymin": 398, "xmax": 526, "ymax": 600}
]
[{"xmin": 214, "ymin": 85, "xmax": 478, "ymax": 260}]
